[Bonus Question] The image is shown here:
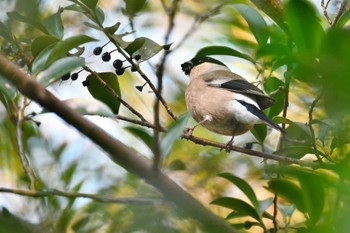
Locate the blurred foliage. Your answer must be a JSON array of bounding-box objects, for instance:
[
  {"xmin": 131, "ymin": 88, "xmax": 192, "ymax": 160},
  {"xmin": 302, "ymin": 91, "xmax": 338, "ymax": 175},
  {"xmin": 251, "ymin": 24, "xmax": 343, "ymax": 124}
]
[{"xmin": 1, "ymin": 0, "xmax": 350, "ymax": 232}]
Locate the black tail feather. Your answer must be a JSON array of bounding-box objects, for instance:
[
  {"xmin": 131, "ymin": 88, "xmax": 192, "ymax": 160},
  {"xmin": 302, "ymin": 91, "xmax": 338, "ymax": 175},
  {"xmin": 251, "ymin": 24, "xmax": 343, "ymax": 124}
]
[{"xmin": 236, "ymin": 100, "xmax": 286, "ymax": 134}]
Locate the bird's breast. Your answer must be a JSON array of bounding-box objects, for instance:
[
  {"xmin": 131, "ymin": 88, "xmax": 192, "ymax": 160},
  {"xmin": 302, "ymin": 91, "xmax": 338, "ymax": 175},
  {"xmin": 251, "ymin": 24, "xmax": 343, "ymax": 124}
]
[{"xmin": 185, "ymin": 81, "xmax": 256, "ymax": 136}]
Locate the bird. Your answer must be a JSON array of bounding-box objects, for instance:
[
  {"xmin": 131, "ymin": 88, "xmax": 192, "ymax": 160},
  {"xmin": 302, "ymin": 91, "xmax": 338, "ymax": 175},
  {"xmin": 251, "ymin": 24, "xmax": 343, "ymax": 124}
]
[{"xmin": 181, "ymin": 56, "xmax": 284, "ymax": 147}]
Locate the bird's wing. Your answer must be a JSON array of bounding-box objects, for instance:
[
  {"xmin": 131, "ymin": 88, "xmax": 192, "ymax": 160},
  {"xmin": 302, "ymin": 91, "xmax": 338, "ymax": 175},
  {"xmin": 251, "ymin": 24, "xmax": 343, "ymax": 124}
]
[
  {"xmin": 236, "ymin": 100, "xmax": 285, "ymax": 134},
  {"xmin": 205, "ymin": 70, "xmax": 275, "ymax": 109}
]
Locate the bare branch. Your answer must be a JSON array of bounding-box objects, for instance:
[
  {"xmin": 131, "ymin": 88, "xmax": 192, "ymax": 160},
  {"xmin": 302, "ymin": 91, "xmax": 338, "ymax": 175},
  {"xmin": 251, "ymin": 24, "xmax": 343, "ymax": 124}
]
[
  {"xmin": 321, "ymin": 0, "xmax": 333, "ymax": 25},
  {"xmin": 153, "ymin": 0, "xmax": 181, "ymax": 170},
  {"xmin": 0, "ymin": 187, "xmax": 163, "ymax": 205},
  {"xmin": 115, "ymin": 114, "xmax": 166, "ymax": 131},
  {"xmin": 175, "ymin": 3, "xmax": 225, "ymax": 50},
  {"xmin": 308, "ymin": 93, "xmax": 323, "ymax": 162},
  {"xmin": 181, "ymin": 134, "xmax": 330, "ymax": 169},
  {"xmin": 16, "ymin": 102, "xmax": 37, "ymax": 190}
]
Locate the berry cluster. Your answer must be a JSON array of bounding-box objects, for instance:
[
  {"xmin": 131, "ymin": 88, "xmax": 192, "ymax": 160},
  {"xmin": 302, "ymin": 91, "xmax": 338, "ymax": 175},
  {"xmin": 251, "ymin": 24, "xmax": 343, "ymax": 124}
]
[{"xmin": 60, "ymin": 41, "xmax": 143, "ymax": 90}]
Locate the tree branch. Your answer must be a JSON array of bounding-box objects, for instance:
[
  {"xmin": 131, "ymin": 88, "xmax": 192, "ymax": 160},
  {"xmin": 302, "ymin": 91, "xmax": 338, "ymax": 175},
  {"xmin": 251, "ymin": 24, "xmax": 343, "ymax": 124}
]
[
  {"xmin": 181, "ymin": 134, "xmax": 331, "ymax": 169},
  {"xmin": 0, "ymin": 54, "xmax": 237, "ymax": 233},
  {"xmin": 15, "ymin": 102, "xmax": 37, "ymax": 190},
  {"xmin": 308, "ymin": 93, "xmax": 323, "ymax": 162},
  {"xmin": 0, "ymin": 187, "xmax": 162, "ymax": 205}
]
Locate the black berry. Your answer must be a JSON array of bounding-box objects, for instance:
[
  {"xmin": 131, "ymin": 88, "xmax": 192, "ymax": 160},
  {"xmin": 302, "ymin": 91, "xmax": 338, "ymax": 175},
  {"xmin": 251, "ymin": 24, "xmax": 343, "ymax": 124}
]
[
  {"xmin": 71, "ymin": 73, "xmax": 79, "ymax": 81},
  {"xmin": 134, "ymin": 54, "xmax": 141, "ymax": 61},
  {"xmin": 135, "ymin": 85, "xmax": 143, "ymax": 92},
  {"xmin": 135, "ymin": 82, "xmax": 147, "ymax": 92},
  {"xmin": 61, "ymin": 73, "xmax": 71, "ymax": 81},
  {"xmin": 101, "ymin": 52, "xmax": 111, "ymax": 61},
  {"xmin": 93, "ymin": 46, "xmax": 103, "ymax": 55},
  {"xmin": 113, "ymin": 59, "xmax": 123, "ymax": 69},
  {"xmin": 163, "ymin": 44, "xmax": 171, "ymax": 51},
  {"xmin": 82, "ymin": 79, "xmax": 90, "ymax": 86},
  {"xmin": 131, "ymin": 66, "xmax": 137, "ymax": 72},
  {"xmin": 115, "ymin": 67, "xmax": 125, "ymax": 75}
]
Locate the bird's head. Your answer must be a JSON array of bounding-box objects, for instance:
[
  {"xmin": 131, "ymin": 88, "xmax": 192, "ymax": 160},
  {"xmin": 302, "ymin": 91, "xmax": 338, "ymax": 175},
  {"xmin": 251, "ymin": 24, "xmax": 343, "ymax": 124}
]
[{"xmin": 181, "ymin": 57, "xmax": 229, "ymax": 77}]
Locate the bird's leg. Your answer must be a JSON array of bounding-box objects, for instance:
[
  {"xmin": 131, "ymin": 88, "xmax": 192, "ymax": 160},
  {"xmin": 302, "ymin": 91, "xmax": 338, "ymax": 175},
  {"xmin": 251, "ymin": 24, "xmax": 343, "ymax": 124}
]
[
  {"xmin": 224, "ymin": 136, "xmax": 235, "ymax": 152},
  {"xmin": 184, "ymin": 116, "xmax": 211, "ymax": 137}
]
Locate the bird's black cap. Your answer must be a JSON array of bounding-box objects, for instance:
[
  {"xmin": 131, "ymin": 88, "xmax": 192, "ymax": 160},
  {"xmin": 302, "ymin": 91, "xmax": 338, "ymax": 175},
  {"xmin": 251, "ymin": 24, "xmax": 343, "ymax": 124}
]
[{"xmin": 181, "ymin": 56, "xmax": 227, "ymax": 75}]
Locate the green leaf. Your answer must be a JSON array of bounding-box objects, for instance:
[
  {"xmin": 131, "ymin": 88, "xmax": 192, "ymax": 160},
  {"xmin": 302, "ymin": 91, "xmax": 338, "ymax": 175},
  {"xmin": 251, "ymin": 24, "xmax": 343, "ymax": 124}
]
[
  {"xmin": 218, "ymin": 173, "xmax": 259, "ymax": 211},
  {"xmin": 31, "ymin": 35, "xmax": 60, "ymax": 58},
  {"xmin": 251, "ymin": 124, "xmax": 267, "ymax": 144},
  {"xmin": 32, "ymin": 43, "xmax": 57, "ymax": 74},
  {"xmin": 125, "ymin": 126, "xmax": 153, "ymax": 150},
  {"xmin": 256, "ymin": 43, "xmax": 289, "ymax": 59},
  {"xmin": 42, "ymin": 10, "xmax": 64, "ymax": 39},
  {"xmin": 296, "ymin": 172, "xmax": 325, "ymax": 225},
  {"xmin": 234, "ymin": 4, "xmax": 269, "ymax": 46},
  {"xmin": 266, "ymin": 179, "xmax": 306, "ymax": 213},
  {"xmin": 264, "ymin": 77, "xmax": 285, "ymax": 117},
  {"xmin": 7, "ymin": 12, "xmax": 48, "ymax": 33},
  {"xmin": 123, "ymin": 0, "xmax": 147, "ymax": 17},
  {"xmin": 161, "ymin": 113, "xmax": 190, "ymax": 157},
  {"xmin": 275, "ymin": 145, "xmax": 324, "ymax": 159},
  {"xmin": 95, "ymin": 6, "xmax": 105, "ymax": 24},
  {"xmin": 83, "ymin": 21, "xmax": 102, "ymax": 30},
  {"xmin": 331, "ymin": 132, "xmax": 350, "ymax": 152},
  {"xmin": 195, "ymin": 46, "xmax": 255, "ymax": 64},
  {"xmin": 0, "ymin": 22, "xmax": 14, "ymax": 41},
  {"xmin": 61, "ymin": 162, "xmax": 78, "ymax": 183},
  {"xmin": 61, "ymin": 98, "xmax": 115, "ymax": 117},
  {"xmin": 37, "ymin": 56, "xmax": 85, "ymax": 86},
  {"xmin": 278, "ymin": 204, "xmax": 296, "ymax": 218},
  {"xmin": 166, "ymin": 159, "xmax": 187, "ymax": 171},
  {"xmin": 285, "ymin": 0, "xmax": 324, "ymax": 55},
  {"xmin": 46, "ymin": 35, "xmax": 96, "ymax": 65},
  {"xmin": 81, "ymin": 0, "xmax": 98, "ymax": 10},
  {"xmin": 334, "ymin": 9, "xmax": 350, "ymax": 29},
  {"xmin": 72, "ymin": 216, "xmax": 90, "ymax": 232},
  {"xmin": 64, "ymin": 4, "xmax": 84, "ymax": 13},
  {"xmin": 86, "ymin": 72, "xmax": 121, "ymax": 114},
  {"xmin": 259, "ymin": 198, "xmax": 273, "ymax": 216},
  {"xmin": 124, "ymin": 37, "xmax": 164, "ymax": 62},
  {"xmin": 104, "ymin": 22, "xmax": 121, "ymax": 34},
  {"xmin": 0, "ymin": 75, "xmax": 16, "ymax": 99},
  {"xmin": 211, "ymin": 197, "xmax": 262, "ymax": 224}
]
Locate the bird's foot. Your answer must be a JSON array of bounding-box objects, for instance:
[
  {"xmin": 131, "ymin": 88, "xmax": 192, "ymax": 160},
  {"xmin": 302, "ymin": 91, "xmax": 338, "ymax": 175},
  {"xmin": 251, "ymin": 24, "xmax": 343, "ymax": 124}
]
[
  {"xmin": 183, "ymin": 127, "xmax": 194, "ymax": 138},
  {"xmin": 223, "ymin": 137, "xmax": 235, "ymax": 152}
]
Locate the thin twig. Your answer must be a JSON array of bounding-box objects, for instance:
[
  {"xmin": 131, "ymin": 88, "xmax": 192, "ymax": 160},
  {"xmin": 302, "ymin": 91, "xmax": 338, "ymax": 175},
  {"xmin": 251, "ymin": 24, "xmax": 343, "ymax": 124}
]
[
  {"xmin": 174, "ymin": 3, "xmax": 225, "ymax": 50},
  {"xmin": 181, "ymin": 134, "xmax": 330, "ymax": 169},
  {"xmin": 83, "ymin": 66, "xmax": 148, "ymax": 122},
  {"xmin": 153, "ymin": 0, "xmax": 181, "ymax": 170},
  {"xmin": 321, "ymin": 0, "xmax": 333, "ymax": 25},
  {"xmin": 16, "ymin": 102, "xmax": 36, "ymax": 190},
  {"xmin": 333, "ymin": 0, "xmax": 349, "ymax": 26},
  {"xmin": 0, "ymin": 187, "xmax": 163, "ymax": 205},
  {"xmin": 272, "ymin": 192, "xmax": 278, "ymax": 232},
  {"xmin": 308, "ymin": 93, "xmax": 323, "ymax": 162},
  {"xmin": 115, "ymin": 114, "xmax": 166, "ymax": 131}
]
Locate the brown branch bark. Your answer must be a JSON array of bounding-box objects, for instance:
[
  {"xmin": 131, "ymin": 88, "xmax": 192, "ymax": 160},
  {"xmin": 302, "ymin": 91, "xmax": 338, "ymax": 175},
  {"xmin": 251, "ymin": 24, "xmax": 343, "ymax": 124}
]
[
  {"xmin": 0, "ymin": 54, "xmax": 237, "ymax": 233},
  {"xmin": 0, "ymin": 187, "xmax": 163, "ymax": 205}
]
